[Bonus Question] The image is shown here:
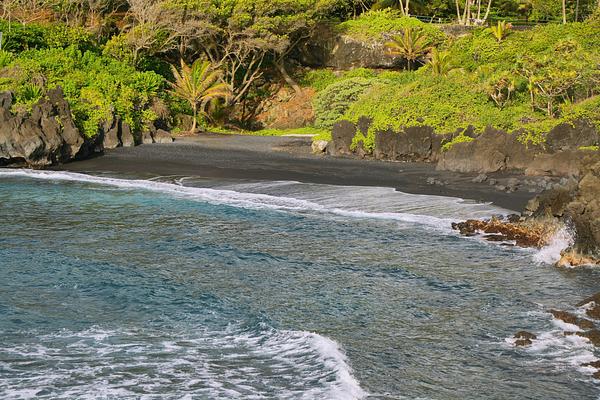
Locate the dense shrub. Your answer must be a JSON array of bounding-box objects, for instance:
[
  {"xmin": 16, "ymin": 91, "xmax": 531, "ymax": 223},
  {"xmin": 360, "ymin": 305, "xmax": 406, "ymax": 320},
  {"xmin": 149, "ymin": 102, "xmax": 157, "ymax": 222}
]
[
  {"xmin": 313, "ymin": 77, "xmax": 375, "ymax": 129},
  {"xmin": 0, "ymin": 20, "xmax": 94, "ymax": 52}
]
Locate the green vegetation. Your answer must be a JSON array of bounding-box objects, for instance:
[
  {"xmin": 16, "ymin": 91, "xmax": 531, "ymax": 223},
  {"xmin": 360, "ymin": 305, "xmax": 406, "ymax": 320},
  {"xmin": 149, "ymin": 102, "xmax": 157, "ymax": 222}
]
[
  {"xmin": 385, "ymin": 27, "xmax": 432, "ymax": 70},
  {"xmin": 337, "ymin": 10, "xmax": 446, "ymax": 44},
  {"xmin": 579, "ymin": 145, "xmax": 600, "ymax": 151},
  {"xmin": 303, "ymin": 16, "xmax": 600, "ymax": 149},
  {"xmin": 169, "ymin": 59, "xmax": 230, "ymax": 133},
  {"xmin": 0, "ymin": 0, "xmax": 598, "ymax": 142},
  {"xmin": 0, "ymin": 44, "xmax": 165, "ymax": 137},
  {"xmin": 441, "ymin": 133, "xmax": 476, "ymax": 151}
]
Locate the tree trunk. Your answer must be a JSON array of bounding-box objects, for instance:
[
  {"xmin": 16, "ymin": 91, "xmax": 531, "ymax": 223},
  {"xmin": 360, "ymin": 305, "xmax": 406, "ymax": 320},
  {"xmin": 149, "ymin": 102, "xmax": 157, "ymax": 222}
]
[
  {"xmin": 575, "ymin": 0, "xmax": 579, "ymax": 21},
  {"xmin": 483, "ymin": 0, "xmax": 493, "ymax": 21},
  {"xmin": 405, "ymin": 0, "xmax": 410, "ymax": 16},
  {"xmin": 562, "ymin": 0, "xmax": 567, "ymax": 23},
  {"xmin": 276, "ymin": 59, "xmax": 301, "ymax": 94},
  {"xmin": 191, "ymin": 104, "xmax": 198, "ymax": 133},
  {"xmin": 463, "ymin": 0, "xmax": 471, "ymax": 25},
  {"xmin": 456, "ymin": 0, "xmax": 463, "ymax": 24}
]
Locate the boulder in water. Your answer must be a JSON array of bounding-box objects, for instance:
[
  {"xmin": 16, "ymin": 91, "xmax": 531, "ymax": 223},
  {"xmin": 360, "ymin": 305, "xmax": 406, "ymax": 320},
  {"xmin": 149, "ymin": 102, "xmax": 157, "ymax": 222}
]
[
  {"xmin": 576, "ymin": 292, "xmax": 600, "ymax": 320},
  {"xmin": 451, "ymin": 217, "xmax": 555, "ymax": 248},
  {"xmin": 550, "ymin": 310, "xmax": 595, "ymax": 330},
  {"xmin": 514, "ymin": 331, "xmax": 536, "ymax": 346}
]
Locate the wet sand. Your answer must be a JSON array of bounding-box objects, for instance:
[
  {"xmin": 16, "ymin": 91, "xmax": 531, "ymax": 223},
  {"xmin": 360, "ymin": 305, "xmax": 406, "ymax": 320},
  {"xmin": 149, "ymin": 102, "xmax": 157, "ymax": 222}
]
[{"xmin": 58, "ymin": 134, "xmax": 543, "ymax": 211}]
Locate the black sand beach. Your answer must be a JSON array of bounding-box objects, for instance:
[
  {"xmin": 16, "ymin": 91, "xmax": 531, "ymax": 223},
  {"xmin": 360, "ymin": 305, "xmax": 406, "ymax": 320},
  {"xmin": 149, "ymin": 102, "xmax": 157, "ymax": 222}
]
[{"xmin": 59, "ymin": 134, "xmax": 544, "ymax": 211}]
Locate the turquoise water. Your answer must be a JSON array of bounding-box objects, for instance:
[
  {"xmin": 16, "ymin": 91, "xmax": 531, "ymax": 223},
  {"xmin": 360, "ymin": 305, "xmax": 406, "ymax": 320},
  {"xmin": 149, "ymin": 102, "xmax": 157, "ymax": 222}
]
[{"xmin": 0, "ymin": 170, "xmax": 599, "ymax": 399}]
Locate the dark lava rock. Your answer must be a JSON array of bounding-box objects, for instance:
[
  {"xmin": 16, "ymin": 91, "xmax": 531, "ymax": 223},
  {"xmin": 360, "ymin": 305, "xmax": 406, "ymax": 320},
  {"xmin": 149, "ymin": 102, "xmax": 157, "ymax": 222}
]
[
  {"xmin": 546, "ymin": 119, "xmax": 599, "ymax": 152},
  {"xmin": 294, "ymin": 24, "xmax": 403, "ymax": 69},
  {"xmin": 101, "ymin": 115, "xmax": 121, "ymax": 149},
  {"xmin": 587, "ymin": 305, "xmax": 600, "ymax": 320},
  {"xmin": 576, "ymin": 292, "xmax": 600, "ymax": 307},
  {"xmin": 514, "ymin": 331, "xmax": 536, "ymax": 346},
  {"xmin": 0, "ymin": 91, "xmax": 12, "ymax": 110},
  {"xmin": 551, "ymin": 310, "xmax": 595, "ymax": 330},
  {"xmin": 0, "ymin": 87, "xmax": 89, "ymax": 167},
  {"xmin": 373, "ymin": 126, "xmax": 434, "ymax": 162},
  {"xmin": 141, "ymin": 130, "xmax": 154, "ymax": 144},
  {"xmin": 594, "ymin": 370, "xmax": 600, "ymax": 379},
  {"xmin": 437, "ymin": 126, "xmax": 540, "ymax": 174},
  {"xmin": 152, "ymin": 129, "xmax": 174, "ymax": 144},
  {"xmin": 328, "ymin": 120, "xmax": 356, "ymax": 156},
  {"xmin": 472, "ymin": 173, "xmax": 488, "ymax": 183},
  {"xmin": 120, "ymin": 121, "xmax": 135, "ymax": 147},
  {"xmin": 576, "ymin": 292, "xmax": 600, "ymax": 320}
]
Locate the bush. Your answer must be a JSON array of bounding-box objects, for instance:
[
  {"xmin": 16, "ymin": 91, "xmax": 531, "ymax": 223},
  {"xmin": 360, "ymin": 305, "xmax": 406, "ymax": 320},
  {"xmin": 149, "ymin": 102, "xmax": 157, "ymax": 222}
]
[
  {"xmin": 0, "ymin": 20, "xmax": 93, "ymax": 52},
  {"xmin": 313, "ymin": 77, "xmax": 375, "ymax": 129}
]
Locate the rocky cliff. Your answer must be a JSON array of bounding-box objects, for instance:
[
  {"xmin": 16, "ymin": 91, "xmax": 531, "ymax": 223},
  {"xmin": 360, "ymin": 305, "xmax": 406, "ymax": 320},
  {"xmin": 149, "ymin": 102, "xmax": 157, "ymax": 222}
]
[
  {"xmin": 525, "ymin": 158, "xmax": 600, "ymax": 259},
  {"xmin": 0, "ymin": 88, "xmax": 173, "ymax": 167},
  {"xmin": 326, "ymin": 117, "xmax": 600, "ymax": 177}
]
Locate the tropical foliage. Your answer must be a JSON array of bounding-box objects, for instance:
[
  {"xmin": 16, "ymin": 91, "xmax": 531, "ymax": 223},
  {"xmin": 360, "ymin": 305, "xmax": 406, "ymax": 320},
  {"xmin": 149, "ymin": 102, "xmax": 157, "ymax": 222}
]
[
  {"xmin": 385, "ymin": 27, "xmax": 431, "ymax": 70},
  {"xmin": 169, "ymin": 59, "xmax": 230, "ymax": 132}
]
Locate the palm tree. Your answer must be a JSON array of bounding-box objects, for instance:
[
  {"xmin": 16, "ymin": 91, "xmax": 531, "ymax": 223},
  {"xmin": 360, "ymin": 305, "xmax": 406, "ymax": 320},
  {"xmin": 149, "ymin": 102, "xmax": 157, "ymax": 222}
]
[
  {"xmin": 427, "ymin": 48, "xmax": 454, "ymax": 76},
  {"xmin": 169, "ymin": 59, "xmax": 231, "ymax": 133},
  {"xmin": 385, "ymin": 27, "xmax": 430, "ymax": 71}
]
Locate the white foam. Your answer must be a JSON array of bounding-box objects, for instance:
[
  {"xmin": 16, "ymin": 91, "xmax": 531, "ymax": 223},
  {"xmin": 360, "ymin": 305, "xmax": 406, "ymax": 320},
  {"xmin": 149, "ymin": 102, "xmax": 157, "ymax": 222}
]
[
  {"xmin": 0, "ymin": 169, "xmax": 496, "ymax": 233},
  {"xmin": 506, "ymin": 312, "xmax": 599, "ymax": 385},
  {"xmin": 0, "ymin": 325, "xmax": 367, "ymax": 399},
  {"xmin": 533, "ymin": 226, "xmax": 574, "ymax": 265}
]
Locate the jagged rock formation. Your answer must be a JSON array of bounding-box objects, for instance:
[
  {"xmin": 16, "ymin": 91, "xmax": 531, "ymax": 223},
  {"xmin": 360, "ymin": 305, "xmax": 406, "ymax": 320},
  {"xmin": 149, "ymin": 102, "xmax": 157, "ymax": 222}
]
[
  {"xmin": 0, "ymin": 88, "xmax": 173, "ymax": 167},
  {"xmin": 526, "ymin": 158, "xmax": 600, "ymax": 260},
  {"xmin": 328, "ymin": 117, "xmax": 600, "ymax": 178},
  {"xmin": 0, "ymin": 88, "xmax": 89, "ymax": 167}
]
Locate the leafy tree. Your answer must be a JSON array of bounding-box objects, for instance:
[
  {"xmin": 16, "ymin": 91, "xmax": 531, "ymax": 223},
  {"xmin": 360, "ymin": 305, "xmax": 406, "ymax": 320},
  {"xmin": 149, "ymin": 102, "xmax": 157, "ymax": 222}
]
[
  {"xmin": 517, "ymin": 40, "xmax": 594, "ymax": 116},
  {"xmin": 169, "ymin": 59, "xmax": 230, "ymax": 132}
]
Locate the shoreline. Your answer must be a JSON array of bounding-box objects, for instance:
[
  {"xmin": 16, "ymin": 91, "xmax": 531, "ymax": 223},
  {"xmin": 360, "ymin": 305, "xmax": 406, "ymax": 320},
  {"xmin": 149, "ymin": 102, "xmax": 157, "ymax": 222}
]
[{"xmin": 56, "ymin": 134, "xmax": 547, "ymax": 212}]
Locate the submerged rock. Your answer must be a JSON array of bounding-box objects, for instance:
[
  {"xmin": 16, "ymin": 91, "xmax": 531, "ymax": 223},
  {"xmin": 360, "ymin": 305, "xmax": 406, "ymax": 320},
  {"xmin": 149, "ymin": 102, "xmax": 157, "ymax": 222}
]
[
  {"xmin": 514, "ymin": 331, "xmax": 537, "ymax": 346},
  {"xmin": 550, "ymin": 310, "xmax": 595, "ymax": 330},
  {"xmin": 576, "ymin": 329, "xmax": 600, "ymax": 347},
  {"xmin": 583, "ymin": 360, "xmax": 600, "ymax": 368},
  {"xmin": 576, "ymin": 292, "xmax": 600, "ymax": 320}
]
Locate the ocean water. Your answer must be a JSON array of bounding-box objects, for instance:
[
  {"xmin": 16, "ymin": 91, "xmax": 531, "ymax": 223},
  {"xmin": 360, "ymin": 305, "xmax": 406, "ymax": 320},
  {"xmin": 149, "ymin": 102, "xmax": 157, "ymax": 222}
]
[{"xmin": 0, "ymin": 169, "xmax": 599, "ymax": 399}]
